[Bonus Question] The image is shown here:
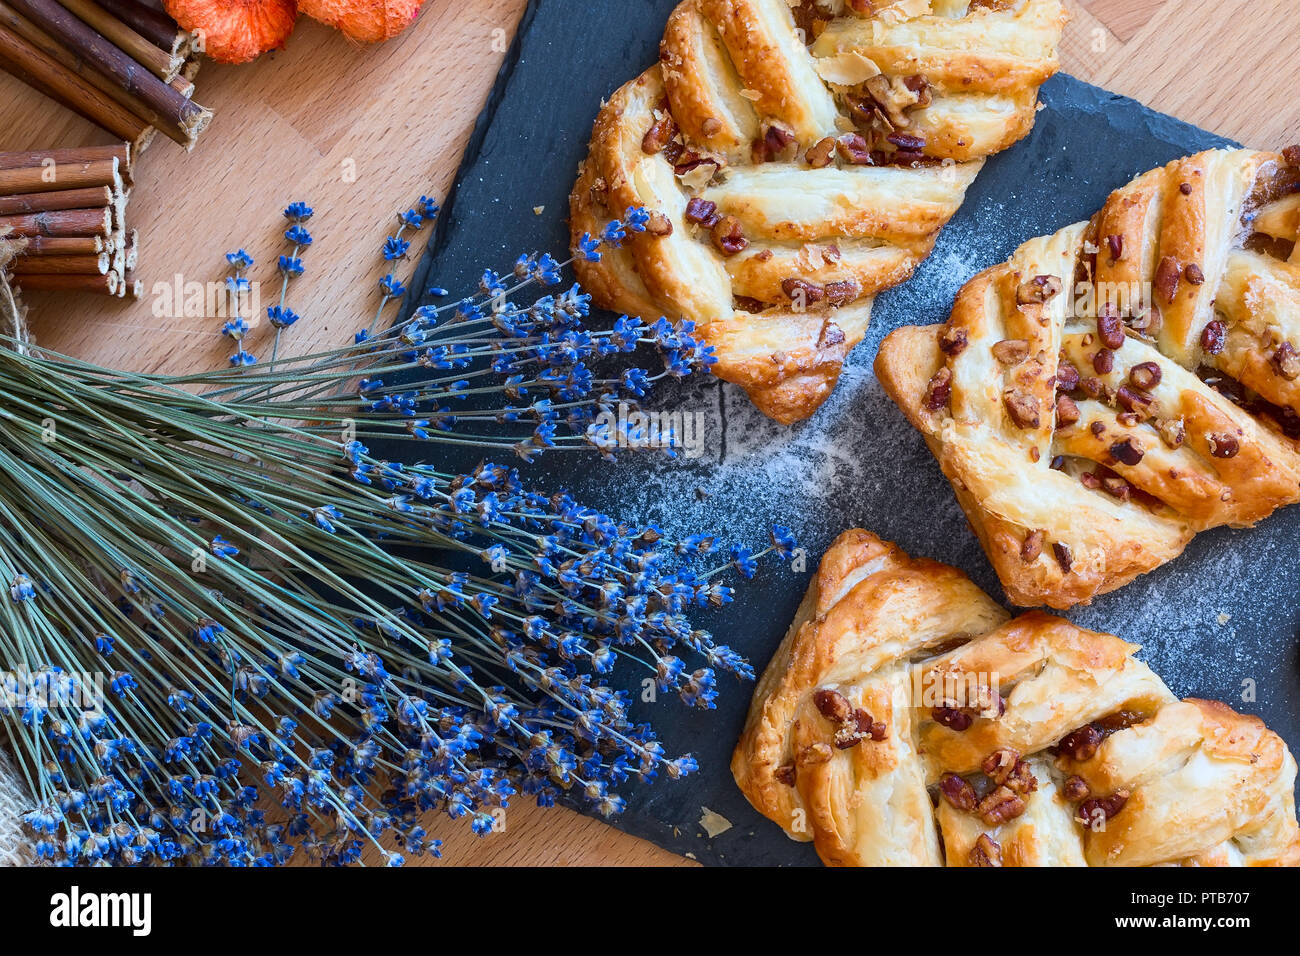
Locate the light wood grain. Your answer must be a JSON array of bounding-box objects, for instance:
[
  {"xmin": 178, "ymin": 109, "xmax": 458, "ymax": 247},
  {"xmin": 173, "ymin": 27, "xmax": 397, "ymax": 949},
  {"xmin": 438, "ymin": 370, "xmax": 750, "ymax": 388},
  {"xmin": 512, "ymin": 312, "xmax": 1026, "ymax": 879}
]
[{"xmin": 1, "ymin": 0, "xmax": 1298, "ymax": 866}]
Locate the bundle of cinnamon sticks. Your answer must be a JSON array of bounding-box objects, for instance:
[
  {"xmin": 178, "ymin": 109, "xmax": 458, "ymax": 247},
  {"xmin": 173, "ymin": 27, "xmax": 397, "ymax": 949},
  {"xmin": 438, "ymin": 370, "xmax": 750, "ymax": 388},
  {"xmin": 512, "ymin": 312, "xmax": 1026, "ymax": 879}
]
[
  {"xmin": 0, "ymin": 0, "xmax": 210, "ymax": 152},
  {"xmin": 1, "ymin": 143, "xmax": 141, "ymax": 297}
]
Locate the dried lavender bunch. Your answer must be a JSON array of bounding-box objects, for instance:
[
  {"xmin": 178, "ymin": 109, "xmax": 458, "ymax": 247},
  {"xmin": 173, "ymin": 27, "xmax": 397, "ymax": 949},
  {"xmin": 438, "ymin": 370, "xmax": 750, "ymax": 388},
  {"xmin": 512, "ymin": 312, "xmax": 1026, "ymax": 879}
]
[{"xmin": 0, "ymin": 198, "xmax": 795, "ymax": 866}]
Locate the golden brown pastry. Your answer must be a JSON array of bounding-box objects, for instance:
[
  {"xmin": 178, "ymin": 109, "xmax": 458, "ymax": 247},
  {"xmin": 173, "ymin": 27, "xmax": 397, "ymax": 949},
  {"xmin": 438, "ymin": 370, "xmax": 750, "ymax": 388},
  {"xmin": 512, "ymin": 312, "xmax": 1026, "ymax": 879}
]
[
  {"xmin": 571, "ymin": 0, "xmax": 1068, "ymax": 424},
  {"xmin": 876, "ymin": 147, "xmax": 1300, "ymax": 609},
  {"xmin": 732, "ymin": 529, "xmax": 1300, "ymax": 866}
]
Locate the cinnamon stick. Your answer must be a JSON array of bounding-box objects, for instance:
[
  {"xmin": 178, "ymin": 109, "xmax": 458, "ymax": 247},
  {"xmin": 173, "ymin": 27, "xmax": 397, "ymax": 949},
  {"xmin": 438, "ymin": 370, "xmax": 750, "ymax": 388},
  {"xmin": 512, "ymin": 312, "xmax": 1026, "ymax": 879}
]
[
  {"xmin": 94, "ymin": 0, "xmax": 184, "ymax": 56},
  {"xmin": 0, "ymin": 184, "xmax": 111, "ymax": 214},
  {"xmin": 12, "ymin": 251, "xmax": 109, "ymax": 274},
  {"xmin": 7, "ymin": 0, "xmax": 210, "ymax": 148},
  {"xmin": 0, "ymin": 144, "xmax": 130, "ymax": 180},
  {"xmin": 0, "ymin": 157, "xmax": 119, "ymax": 196},
  {"xmin": 58, "ymin": 0, "xmax": 182, "ymax": 81},
  {"xmin": 21, "ymin": 235, "xmax": 104, "ymax": 254},
  {"xmin": 0, "ymin": 2, "xmax": 191, "ymax": 146},
  {"xmin": 16, "ymin": 270, "xmax": 119, "ymax": 294},
  {"xmin": 0, "ymin": 206, "xmax": 112, "ymax": 237},
  {"xmin": 0, "ymin": 26, "xmax": 150, "ymax": 147}
]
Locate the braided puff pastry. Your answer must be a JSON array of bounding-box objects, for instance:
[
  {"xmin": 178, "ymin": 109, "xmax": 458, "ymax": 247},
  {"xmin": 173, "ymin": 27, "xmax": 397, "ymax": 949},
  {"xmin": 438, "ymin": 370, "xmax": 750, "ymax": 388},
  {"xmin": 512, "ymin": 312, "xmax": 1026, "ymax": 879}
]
[
  {"xmin": 571, "ymin": 0, "xmax": 1067, "ymax": 424},
  {"xmin": 876, "ymin": 147, "xmax": 1300, "ymax": 609},
  {"xmin": 732, "ymin": 530, "xmax": 1300, "ymax": 866}
]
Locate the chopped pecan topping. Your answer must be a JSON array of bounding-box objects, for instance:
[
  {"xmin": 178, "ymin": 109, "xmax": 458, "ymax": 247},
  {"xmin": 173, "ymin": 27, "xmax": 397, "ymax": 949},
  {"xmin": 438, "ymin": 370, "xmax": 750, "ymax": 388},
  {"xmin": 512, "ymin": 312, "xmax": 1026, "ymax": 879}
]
[
  {"xmin": 1102, "ymin": 442, "xmax": 1144, "ymax": 468},
  {"xmin": 932, "ymin": 704, "xmax": 972, "ymax": 732},
  {"xmin": 641, "ymin": 115, "xmax": 677, "ymax": 155},
  {"xmin": 924, "ymin": 367, "xmax": 953, "ymax": 412},
  {"xmin": 849, "ymin": 0, "xmax": 876, "ymax": 11},
  {"xmin": 969, "ymin": 833, "xmax": 1002, "ymax": 867},
  {"xmin": 1055, "ymin": 360, "xmax": 1080, "ymax": 393},
  {"xmin": 1097, "ymin": 309, "xmax": 1126, "ymax": 350},
  {"xmin": 1129, "ymin": 362, "xmax": 1162, "ymax": 391},
  {"xmin": 981, "ymin": 748, "xmax": 1021, "ymax": 785},
  {"xmin": 1090, "ymin": 421, "xmax": 1106, "ymax": 437},
  {"xmin": 1158, "ymin": 417, "xmax": 1186, "ymax": 449},
  {"xmin": 1080, "ymin": 471, "xmax": 1101, "ymax": 490},
  {"xmin": 1016, "ymin": 274, "xmax": 1062, "ymax": 305},
  {"xmin": 710, "ymin": 215, "xmax": 748, "ymax": 256},
  {"xmin": 823, "ymin": 280, "xmax": 859, "ymax": 307},
  {"xmin": 757, "ymin": 124, "xmax": 798, "ymax": 163},
  {"xmin": 1080, "ymin": 377, "xmax": 1108, "ymax": 400},
  {"xmin": 1272, "ymin": 342, "xmax": 1300, "ymax": 381},
  {"xmin": 1004, "ymin": 759, "xmax": 1038, "ymax": 797},
  {"xmin": 673, "ymin": 153, "xmax": 720, "ymax": 182},
  {"xmin": 992, "ymin": 339, "xmax": 1030, "ymax": 365},
  {"xmin": 939, "ymin": 326, "xmax": 968, "ymax": 356},
  {"xmin": 864, "ymin": 73, "xmax": 923, "ymax": 128},
  {"xmin": 902, "ymin": 74, "xmax": 932, "ymax": 108},
  {"xmin": 644, "ymin": 211, "xmax": 673, "ymax": 237},
  {"xmin": 1076, "ymin": 789, "xmax": 1130, "ymax": 830},
  {"xmin": 782, "ymin": 277, "xmax": 826, "ymax": 307},
  {"xmin": 1062, "ymin": 775, "xmax": 1091, "ymax": 802},
  {"xmin": 684, "ymin": 197, "xmax": 720, "ymax": 227},
  {"xmin": 1201, "ymin": 319, "xmax": 1227, "ymax": 355},
  {"xmin": 1116, "ymin": 385, "xmax": 1153, "ymax": 418},
  {"xmin": 1283, "ymin": 145, "xmax": 1300, "ymax": 166},
  {"xmin": 835, "ymin": 132, "xmax": 873, "ymax": 165},
  {"xmin": 818, "ymin": 321, "xmax": 846, "ymax": 347},
  {"xmin": 1053, "ymin": 542, "xmax": 1073, "ymax": 573},
  {"xmin": 1055, "ymin": 395, "xmax": 1080, "ymax": 427},
  {"xmin": 1106, "ymin": 234, "xmax": 1124, "ymax": 262},
  {"xmin": 774, "ymin": 763, "xmax": 797, "ymax": 786},
  {"xmin": 1154, "ymin": 255, "xmax": 1182, "ymax": 304},
  {"xmin": 939, "ymin": 772, "xmax": 977, "ymax": 811},
  {"xmin": 977, "ymin": 786, "xmax": 1027, "ymax": 826},
  {"xmin": 1093, "ymin": 348, "xmax": 1115, "ymax": 375},
  {"xmin": 701, "ymin": 116, "xmax": 722, "ymax": 137},
  {"xmin": 813, "ymin": 688, "xmax": 852, "ymax": 723},
  {"xmin": 1102, "ymin": 476, "xmax": 1133, "ymax": 501},
  {"xmin": 1207, "ymin": 432, "xmax": 1241, "ymax": 458},
  {"xmin": 1058, "ymin": 723, "xmax": 1103, "ymax": 761},
  {"xmin": 1184, "ymin": 263, "xmax": 1205, "ymax": 285},
  {"xmin": 805, "ymin": 136, "xmax": 836, "ymax": 168},
  {"xmin": 1003, "ymin": 389, "xmax": 1040, "ymax": 429},
  {"xmin": 887, "ymin": 131, "xmax": 926, "ymax": 152},
  {"xmin": 1179, "ymin": 181, "xmax": 1193, "ymax": 195},
  {"xmin": 834, "ymin": 708, "xmax": 886, "ymax": 749},
  {"xmin": 1021, "ymin": 529, "xmax": 1044, "ymax": 562}
]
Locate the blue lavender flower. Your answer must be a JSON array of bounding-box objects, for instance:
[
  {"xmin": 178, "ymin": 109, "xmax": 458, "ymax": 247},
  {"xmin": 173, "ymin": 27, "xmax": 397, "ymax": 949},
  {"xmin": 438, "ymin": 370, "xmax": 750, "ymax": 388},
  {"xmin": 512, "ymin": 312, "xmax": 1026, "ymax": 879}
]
[{"xmin": 283, "ymin": 202, "xmax": 314, "ymax": 222}]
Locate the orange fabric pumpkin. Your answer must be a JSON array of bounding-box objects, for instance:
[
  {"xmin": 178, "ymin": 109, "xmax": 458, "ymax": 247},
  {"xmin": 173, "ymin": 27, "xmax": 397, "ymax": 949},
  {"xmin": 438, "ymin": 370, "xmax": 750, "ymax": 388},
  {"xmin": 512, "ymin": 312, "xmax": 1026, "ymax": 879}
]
[
  {"xmin": 299, "ymin": 0, "xmax": 423, "ymax": 44},
  {"xmin": 165, "ymin": 0, "xmax": 298, "ymax": 64}
]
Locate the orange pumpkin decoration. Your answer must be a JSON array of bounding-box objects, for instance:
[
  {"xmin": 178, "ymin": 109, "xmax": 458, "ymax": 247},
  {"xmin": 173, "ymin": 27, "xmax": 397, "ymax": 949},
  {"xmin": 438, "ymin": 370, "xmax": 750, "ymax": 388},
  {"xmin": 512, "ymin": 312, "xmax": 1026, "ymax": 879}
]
[
  {"xmin": 165, "ymin": 0, "xmax": 298, "ymax": 64},
  {"xmin": 298, "ymin": 0, "xmax": 424, "ymax": 44}
]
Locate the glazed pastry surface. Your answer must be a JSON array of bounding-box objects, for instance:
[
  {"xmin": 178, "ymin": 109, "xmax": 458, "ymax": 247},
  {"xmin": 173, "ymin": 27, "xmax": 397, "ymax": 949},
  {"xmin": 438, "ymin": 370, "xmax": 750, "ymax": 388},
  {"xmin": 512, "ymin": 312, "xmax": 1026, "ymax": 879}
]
[
  {"xmin": 572, "ymin": 0, "xmax": 1067, "ymax": 423},
  {"xmin": 877, "ymin": 147, "xmax": 1300, "ymax": 608},
  {"xmin": 733, "ymin": 529, "xmax": 1300, "ymax": 866}
]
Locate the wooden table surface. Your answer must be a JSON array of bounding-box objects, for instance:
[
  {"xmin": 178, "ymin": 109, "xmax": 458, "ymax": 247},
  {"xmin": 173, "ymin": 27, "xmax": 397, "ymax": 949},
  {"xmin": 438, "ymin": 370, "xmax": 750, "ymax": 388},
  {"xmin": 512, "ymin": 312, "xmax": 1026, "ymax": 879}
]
[{"xmin": 1, "ymin": 0, "xmax": 1298, "ymax": 866}]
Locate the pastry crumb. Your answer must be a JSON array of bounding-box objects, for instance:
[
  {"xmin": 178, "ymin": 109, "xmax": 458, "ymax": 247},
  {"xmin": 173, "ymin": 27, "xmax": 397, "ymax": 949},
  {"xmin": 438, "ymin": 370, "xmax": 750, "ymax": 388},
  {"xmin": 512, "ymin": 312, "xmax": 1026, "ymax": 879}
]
[
  {"xmin": 698, "ymin": 807, "xmax": 732, "ymax": 838},
  {"xmin": 533, "ymin": 205, "xmax": 545, "ymax": 215},
  {"xmin": 1217, "ymin": 612, "xmax": 1232, "ymax": 625}
]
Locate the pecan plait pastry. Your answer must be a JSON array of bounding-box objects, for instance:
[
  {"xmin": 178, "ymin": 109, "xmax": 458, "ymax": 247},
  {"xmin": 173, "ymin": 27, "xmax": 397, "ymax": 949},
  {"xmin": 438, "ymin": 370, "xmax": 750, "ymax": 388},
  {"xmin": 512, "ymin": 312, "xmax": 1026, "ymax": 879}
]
[
  {"xmin": 732, "ymin": 530, "xmax": 1300, "ymax": 866},
  {"xmin": 876, "ymin": 147, "xmax": 1300, "ymax": 609},
  {"xmin": 570, "ymin": 0, "xmax": 1068, "ymax": 424}
]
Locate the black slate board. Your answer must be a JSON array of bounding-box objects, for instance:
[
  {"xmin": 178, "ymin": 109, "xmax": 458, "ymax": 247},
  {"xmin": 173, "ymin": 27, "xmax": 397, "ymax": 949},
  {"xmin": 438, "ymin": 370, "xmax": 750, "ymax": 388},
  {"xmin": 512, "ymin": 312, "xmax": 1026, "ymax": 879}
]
[{"xmin": 406, "ymin": 0, "xmax": 1299, "ymax": 865}]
